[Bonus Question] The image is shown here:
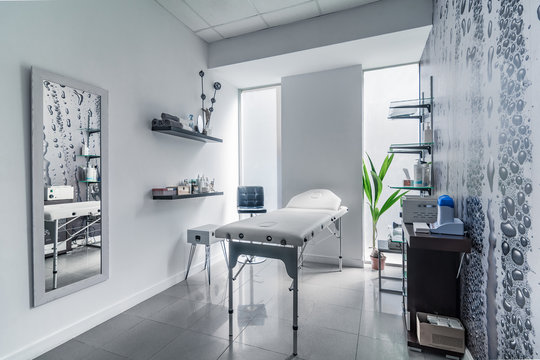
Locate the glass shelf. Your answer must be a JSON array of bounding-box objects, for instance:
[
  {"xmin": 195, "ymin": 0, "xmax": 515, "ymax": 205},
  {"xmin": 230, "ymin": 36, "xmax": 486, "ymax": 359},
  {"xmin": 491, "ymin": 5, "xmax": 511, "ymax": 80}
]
[
  {"xmin": 78, "ymin": 128, "xmax": 101, "ymax": 134},
  {"xmin": 76, "ymin": 154, "xmax": 101, "ymax": 159},
  {"xmin": 390, "ymin": 142, "xmax": 433, "ymax": 147},
  {"xmin": 389, "ymin": 98, "xmax": 432, "ymax": 109},
  {"xmin": 389, "ymin": 142, "xmax": 433, "ymax": 154},
  {"xmin": 388, "ymin": 98, "xmax": 432, "ymax": 119},
  {"xmin": 79, "ymin": 180, "xmax": 100, "ymax": 183},
  {"xmin": 390, "ymin": 185, "xmax": 433, "ymax": 194}
]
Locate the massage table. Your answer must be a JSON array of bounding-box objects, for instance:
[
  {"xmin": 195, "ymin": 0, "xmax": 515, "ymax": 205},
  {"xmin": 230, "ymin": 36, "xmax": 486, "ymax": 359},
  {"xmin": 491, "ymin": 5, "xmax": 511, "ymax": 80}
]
[
  {"xmin": 215, "ymin": 189, "xmax": 348, "ymax": 356},
  {"xmin": 44, "ymin": 201, "xmax": 101, "ymax": 289}
]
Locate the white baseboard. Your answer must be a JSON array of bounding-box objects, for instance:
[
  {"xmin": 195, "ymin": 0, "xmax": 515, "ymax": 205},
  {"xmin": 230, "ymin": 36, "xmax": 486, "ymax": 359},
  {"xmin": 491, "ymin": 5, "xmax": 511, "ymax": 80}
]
[
  {"xmin": 3, "ymin": 257, "xmax": 215, "ymax": 360},
  {"xmin": 302, "ymin": 253, "xmax": 364, "ymax": 268},
  {"xmin": 463, "ymin": 348, "xmax": 475, "ymax": 360}
]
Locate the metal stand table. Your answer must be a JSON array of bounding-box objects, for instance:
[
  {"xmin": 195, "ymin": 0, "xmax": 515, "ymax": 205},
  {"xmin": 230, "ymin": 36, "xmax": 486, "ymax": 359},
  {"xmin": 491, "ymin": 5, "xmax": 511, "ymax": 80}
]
[{"xmin": 377, "ymin": 239, "xmax": 404, "ymax": 295}]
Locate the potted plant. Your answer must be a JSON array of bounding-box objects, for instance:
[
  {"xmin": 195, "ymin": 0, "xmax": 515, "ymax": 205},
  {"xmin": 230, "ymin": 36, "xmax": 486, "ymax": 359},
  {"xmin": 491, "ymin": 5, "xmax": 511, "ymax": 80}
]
[{"xmin": 362, "ymin": 153, "xmax": 408, "ymax": 270}]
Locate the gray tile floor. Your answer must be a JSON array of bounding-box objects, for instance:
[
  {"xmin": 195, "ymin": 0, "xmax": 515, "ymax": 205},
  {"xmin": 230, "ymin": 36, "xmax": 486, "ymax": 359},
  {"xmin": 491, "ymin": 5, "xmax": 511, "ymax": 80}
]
[{"xmin": 37, "ymin": 260, "xmax": 450, "ymax": 360}]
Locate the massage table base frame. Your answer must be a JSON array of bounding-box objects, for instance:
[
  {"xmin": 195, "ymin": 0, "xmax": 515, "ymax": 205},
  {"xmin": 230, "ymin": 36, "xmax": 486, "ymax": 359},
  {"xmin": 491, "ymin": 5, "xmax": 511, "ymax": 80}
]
[
  {"xmin": 45, "ymin": 215, "xmax": 101, "ymax": 290},
  {"xmin": 228, "ymin": 239, "xmax": 300, "ymax": 355},
  {"xmin": 227, "ymin": 217, "xmax": 343, "ymax": 356}
]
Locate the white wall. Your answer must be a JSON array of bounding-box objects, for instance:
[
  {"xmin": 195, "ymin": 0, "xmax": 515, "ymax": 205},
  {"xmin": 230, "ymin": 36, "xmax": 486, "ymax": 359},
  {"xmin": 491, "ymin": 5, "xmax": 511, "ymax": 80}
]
[
  {"xmin": 281, "ymin": 66, "xmax": 363, "ymax": 266},
  {"xmin": 362, "ymin": 64, "xmax": 420, "ymax": 261},
  {"xmin": 240, "ymin": 87, "xmax": 280, "ymax": 211},
  {"xmin": 0, "ymin": 1, "xmax": 238, "ymax": 359},
  {"xmin": 208, "ymin": 0, "xmax": 433, "ymax": 68}
]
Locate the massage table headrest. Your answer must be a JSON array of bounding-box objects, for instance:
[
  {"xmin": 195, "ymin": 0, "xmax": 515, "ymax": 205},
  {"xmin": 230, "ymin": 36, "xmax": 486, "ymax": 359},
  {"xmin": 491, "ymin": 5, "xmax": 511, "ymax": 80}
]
[{"xmin": 285, "ymin": 189, "xmax": 341, "ymax": 211}]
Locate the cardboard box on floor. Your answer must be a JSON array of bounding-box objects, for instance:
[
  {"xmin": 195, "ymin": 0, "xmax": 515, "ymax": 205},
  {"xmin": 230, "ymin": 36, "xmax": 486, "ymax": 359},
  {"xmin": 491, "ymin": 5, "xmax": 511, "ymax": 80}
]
[{"xmin": 416, "ymin": 312, "xmax": 465, "ymax": 354}]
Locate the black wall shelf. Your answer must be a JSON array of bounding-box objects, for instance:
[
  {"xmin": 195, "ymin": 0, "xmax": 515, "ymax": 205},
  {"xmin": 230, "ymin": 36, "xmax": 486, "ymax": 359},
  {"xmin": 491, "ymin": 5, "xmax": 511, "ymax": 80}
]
[
  {"xmin": 153, "ymin": 191, "xmax": 224, "ymax": 200},
  {"xmin": 152, "ymin": 124, "xmax": 223, "ymax": 143}
]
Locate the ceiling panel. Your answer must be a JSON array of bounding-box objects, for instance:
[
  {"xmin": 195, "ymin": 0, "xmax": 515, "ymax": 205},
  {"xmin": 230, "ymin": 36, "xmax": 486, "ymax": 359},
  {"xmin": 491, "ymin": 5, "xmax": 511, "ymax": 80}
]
[
  {"xmin": 316, "ymin": 0, "xmax": 379, "ymax": 14},
  {"xmin": 157, "ymin": 0, "xmax": 208, "ymax": 31},
  {"xmin": 185, "ymin": 0, "xmax": 258, "ymax": 26},
  {"xmin": 214, "ymin": 16, "xmax": 267, "ymax": 38},
  {"xmin": 156, "ymin": 0, "xmax": 382, "ymax": 42},
  {"xmin": 250, "ymin": 0, "xmax": 311, "ymax": 14},
  {"xmin": 195, "ymin": 28, "xmax": 224, "ymax": 42},
  {"xmin": 262, "ymin": 2, "xmax": 320, "ymax": 27}
]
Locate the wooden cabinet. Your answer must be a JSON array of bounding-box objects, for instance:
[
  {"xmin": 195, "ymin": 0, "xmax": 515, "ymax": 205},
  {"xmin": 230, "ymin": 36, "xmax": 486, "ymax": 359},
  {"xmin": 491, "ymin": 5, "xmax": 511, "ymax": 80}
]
[{"xmin": 403, "ymin": 223, "xmax": 471, "ymax": 357}]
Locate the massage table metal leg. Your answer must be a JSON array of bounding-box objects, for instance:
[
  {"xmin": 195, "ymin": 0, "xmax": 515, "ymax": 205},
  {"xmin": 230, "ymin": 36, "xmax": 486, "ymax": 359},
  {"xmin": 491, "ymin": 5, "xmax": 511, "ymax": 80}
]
[
  {"xmin": 185, "ymin": 244, "xmax": 196, "ymax": 280},
  {"xmin": 52, "ymin": 220, "xmax": 59, "ymax": 289},
  {"xmin": 292, "ymin": 266, "xmax": 299, "ymax": 356},
  {"xmin": 338, "ymin": 217, "xmax": 343, "ymax": 272},
  {"xmin": 228, "ymin": 237, "xmax": 234, "ymax": 338},
  {"xmin": 227, "ymin": 240, "xmax": 299, "ymax": 353}
]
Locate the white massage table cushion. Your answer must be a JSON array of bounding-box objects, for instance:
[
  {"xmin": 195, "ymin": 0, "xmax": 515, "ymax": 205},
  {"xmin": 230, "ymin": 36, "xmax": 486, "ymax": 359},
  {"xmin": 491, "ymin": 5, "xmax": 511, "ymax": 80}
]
[
  {"xmin": 216, "ymin": 189, "xmax": 347, "ymax": 246},
  {"xmin": 286, "ymin": 189, "xmax": 341, "ymax": 211},
  {"xmin": 44, "ymin": 201, "xmax": 101, "ymax": 221}
]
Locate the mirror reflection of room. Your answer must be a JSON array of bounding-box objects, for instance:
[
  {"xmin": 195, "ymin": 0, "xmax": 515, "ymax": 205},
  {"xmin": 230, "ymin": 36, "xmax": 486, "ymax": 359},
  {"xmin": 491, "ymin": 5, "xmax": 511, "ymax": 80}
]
[{"xmin": 42, "ymin": 80, "xmax": 102, "ymax": 292}]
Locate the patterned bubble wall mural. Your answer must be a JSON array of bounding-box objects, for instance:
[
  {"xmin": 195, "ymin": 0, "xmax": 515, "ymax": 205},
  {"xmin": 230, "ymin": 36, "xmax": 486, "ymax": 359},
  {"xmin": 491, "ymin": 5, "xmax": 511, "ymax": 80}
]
[{"xmin": 420, "ymin": 0, "xmax": 538, "ymax": 359}]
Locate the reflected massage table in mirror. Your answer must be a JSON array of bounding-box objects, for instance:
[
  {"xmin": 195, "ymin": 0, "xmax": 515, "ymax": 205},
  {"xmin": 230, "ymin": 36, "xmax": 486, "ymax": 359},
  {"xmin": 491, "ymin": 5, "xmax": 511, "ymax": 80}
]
[
  {"xmin": 44, "ymin": 201, "xmax": 101, "ymax": 290},
  {"xmin": 215, "ymin": 189, "xmax": 348, "ymax": 356}
]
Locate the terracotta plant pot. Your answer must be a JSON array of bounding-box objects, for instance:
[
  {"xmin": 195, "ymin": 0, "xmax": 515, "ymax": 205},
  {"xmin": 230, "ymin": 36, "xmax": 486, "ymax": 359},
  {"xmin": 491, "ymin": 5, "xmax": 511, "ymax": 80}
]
[{"xmin": 370, "ymin": 255, "xmax": 386, "ymax": 270}]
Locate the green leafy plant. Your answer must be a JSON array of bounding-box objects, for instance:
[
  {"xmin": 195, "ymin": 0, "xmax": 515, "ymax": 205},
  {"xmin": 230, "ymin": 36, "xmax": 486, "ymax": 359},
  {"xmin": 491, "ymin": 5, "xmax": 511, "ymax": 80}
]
[{"xmin": 362, "ymin": 153, "xmax": 408, "ymax": 258}]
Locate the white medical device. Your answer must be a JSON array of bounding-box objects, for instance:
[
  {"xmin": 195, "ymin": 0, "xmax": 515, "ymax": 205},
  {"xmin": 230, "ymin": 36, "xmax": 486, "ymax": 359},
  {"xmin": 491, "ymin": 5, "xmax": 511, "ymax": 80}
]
[
  {"xmin": 44, "ymin": 185, "xmax": 74, "ymax": 200},
  {"xmin": 430, "ymin": 195, "xmax": 464, "ymax": 235},
  {"xmin": 402, "ymin": 195, "xmax": 438, "ymax": 224}
]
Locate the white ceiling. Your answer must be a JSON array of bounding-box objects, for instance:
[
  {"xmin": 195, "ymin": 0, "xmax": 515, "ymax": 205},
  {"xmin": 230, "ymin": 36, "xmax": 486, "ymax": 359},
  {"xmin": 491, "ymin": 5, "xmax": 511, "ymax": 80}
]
[
  {"xmin": 210, "ymin": 26, "xmax": 432, "ymax": 88},
  {"xmin": 156, "ymin": 0, "xmax": 380, "ymax": 42}
]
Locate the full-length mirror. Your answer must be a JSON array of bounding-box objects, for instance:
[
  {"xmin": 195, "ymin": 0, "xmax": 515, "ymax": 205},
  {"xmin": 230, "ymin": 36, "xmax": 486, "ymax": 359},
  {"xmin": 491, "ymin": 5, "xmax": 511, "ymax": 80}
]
[{"xmin": 32, "ymin": 68, "xmax": 108, "ymax": 306}]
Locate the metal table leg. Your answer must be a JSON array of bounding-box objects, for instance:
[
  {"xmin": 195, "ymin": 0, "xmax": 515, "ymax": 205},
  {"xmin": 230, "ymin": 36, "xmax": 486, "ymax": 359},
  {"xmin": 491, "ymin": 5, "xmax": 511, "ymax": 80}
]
[
  {"xmin": 227, "ymin": 239, "xmax": 299, "ymax": 355},
  {"xmin": 52, "ymin": 219, "xmax": 58, "ymax": 289},
  {"xmin": 185, "ymin": 244, "xmax": 196, "ymax": 280},
  {"xmin": 228, "ymin": 237, "xmax": 234, "ymax": 338},
  {"xmin": 206, "ymin": 245, "xmax": 211, "ymax": 285},
  {"xmin": 292, "ymin": 267, "xmax": 299, "ymax": 356},
  {"xmin": 378, "ymin": 254, "xmax": 382, "ymax": 290},
  {"xmin": 338, "ymin": 217, "xmax": 343, "ymax": 272},
  {"xmin": 220, "ymin": 240, "xmax": 229, "ymax": 267}
]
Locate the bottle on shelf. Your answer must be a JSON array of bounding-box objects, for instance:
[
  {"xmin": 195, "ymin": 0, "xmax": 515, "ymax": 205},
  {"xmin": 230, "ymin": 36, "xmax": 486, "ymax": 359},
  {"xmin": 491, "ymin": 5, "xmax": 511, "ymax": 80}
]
[
  {"xmin": 413, "ymin": 160, "xmax": 423, "ymax": 187},
  {"xmin": 424, "ymin": 122, "xmax": 433, "ymax": 143}
]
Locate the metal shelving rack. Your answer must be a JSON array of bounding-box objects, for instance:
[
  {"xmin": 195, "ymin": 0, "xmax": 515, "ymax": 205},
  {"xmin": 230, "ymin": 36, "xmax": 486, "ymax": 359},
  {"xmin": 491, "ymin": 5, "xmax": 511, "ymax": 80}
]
[
  {"xmin": 380, "ymin": 76, "xmax": 434, "ymax": 329},
  {"xmin": 78, "ymin": 126, "xmax": 101, "ymax": 248},
  {"xmin": 387, "ymin": 76, "xmax": 434, "ymax": 195}
]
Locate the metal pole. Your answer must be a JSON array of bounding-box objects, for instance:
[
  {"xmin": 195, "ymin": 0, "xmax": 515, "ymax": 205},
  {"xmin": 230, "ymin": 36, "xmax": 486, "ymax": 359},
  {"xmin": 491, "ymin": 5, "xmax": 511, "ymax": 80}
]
[
  {"xmin": 206, "ymin": 245, "xmax": 211, "ymax": 285},
  {"xmin": 53, "ymin": 220, "xmax": 59, "ymax": 289},
  {"xmin": 228, "ymin": 237, "xmax": 234, "ymax": 338},
  {"xmin": 338, "ymin": 218, "xmax": 343, "ymax": 272},
  {"xmin": 292, "ymin": 259, "xmax": 299, "ymax": 356},
  {"xmin": 185, "ymin": 244, "xmax": 196, "ymax": 280}
]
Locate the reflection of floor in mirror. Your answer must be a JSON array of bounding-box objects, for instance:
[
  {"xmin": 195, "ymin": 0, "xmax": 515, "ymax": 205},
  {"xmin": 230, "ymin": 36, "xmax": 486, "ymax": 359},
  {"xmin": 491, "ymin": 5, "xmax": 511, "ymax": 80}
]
[{"xmin": 45, "ymin": 246, "xmax": 101, "ymax": 292}]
